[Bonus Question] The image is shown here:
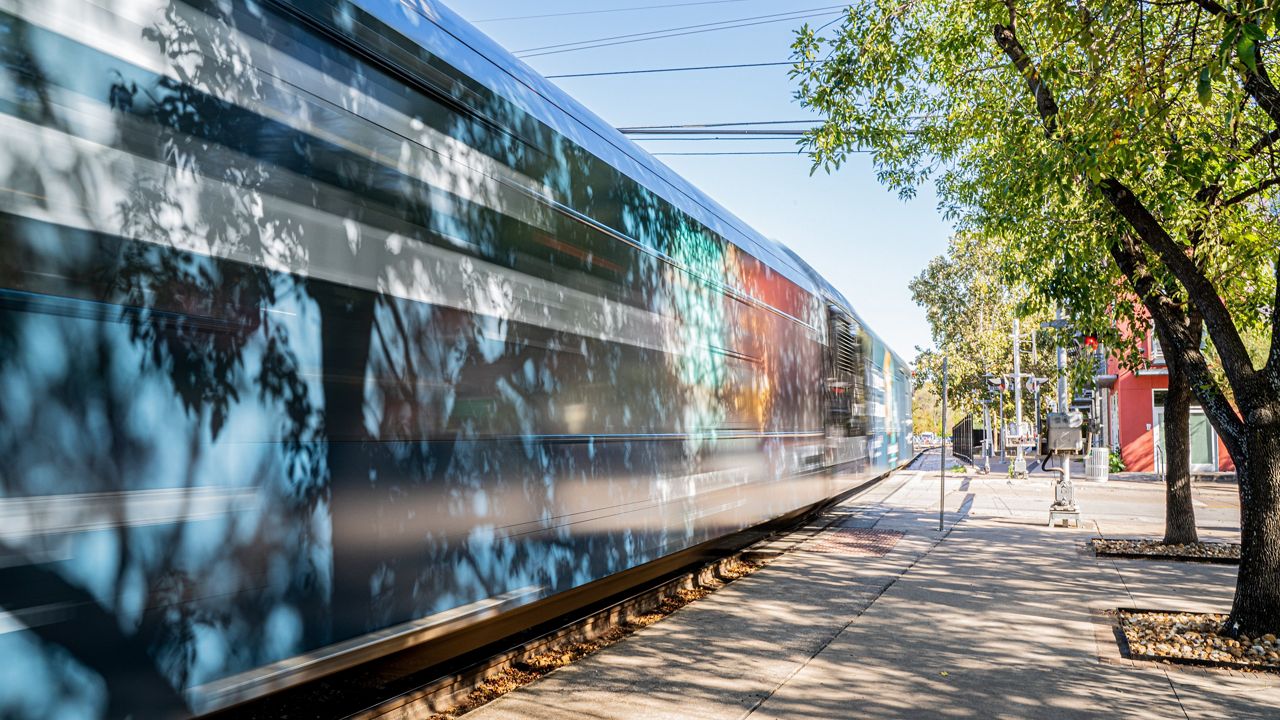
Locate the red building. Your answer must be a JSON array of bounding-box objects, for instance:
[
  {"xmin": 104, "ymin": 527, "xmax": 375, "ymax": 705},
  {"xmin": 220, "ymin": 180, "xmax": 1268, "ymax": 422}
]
[{"xmin": 1097, "ymin": 329, "xmax": 1235, "ymax": 473}]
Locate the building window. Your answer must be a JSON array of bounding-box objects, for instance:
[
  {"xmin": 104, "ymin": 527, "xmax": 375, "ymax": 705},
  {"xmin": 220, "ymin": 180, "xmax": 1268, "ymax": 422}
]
[{"xmin": 1150, "ymin": 332, "xmax": 1164, "ymax": 365}]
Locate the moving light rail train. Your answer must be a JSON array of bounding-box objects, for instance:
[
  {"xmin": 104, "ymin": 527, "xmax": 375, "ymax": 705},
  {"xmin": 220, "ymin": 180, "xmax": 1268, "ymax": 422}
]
[{"xmin": 0, "ymin": 1, "xmax": 912, "ymax": 716}]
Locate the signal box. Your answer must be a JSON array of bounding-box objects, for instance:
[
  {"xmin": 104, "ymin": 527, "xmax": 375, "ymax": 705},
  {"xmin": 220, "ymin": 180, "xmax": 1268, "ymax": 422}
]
[{"xmin": 1046, "ymin": 412, "xmax": 1084, "ymax": 453}]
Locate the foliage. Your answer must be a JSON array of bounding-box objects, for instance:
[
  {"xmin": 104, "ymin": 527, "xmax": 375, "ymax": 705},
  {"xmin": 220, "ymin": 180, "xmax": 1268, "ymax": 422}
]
[
  {"xmin": 790, "ymin": 0, "xmax": 1277, "ymax": 439},
  {"xmin": 908, "ymin": 232, "xmax": 1088, "ymax": 419},
  {"xmin": 791, "ymin": 0, "xmax": 1280, "ymax": 634},
  {"xmin": 911, "ymin": 382, "xmax": 943, "ymax": 434},
  {"xmin": 1110, "ymin": 450, "xmax": 1127, "ymax": 475}
]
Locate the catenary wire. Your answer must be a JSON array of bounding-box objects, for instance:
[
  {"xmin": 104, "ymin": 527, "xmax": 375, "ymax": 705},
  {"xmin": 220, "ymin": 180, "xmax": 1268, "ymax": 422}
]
[
  {"xmin": 514, "ymin": 6, "xmax": 845, "ymax": 57},
  {"xmin": 475, "ymin": 0, "xmax": 759, "ymax": 23}
]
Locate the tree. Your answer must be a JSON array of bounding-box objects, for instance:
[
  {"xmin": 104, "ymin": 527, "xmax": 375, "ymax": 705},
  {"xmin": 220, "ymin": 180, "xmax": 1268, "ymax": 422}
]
[
  {"xmin": 908, "ymin": 232, "xmax": 1073, "ymax": 446},
  {"xmin": 912, "ymin": 382, "xmax": 942, "ymax": 435},
  {"xmin": 792, "ymin": 0, "xmax": 1280, "ymax": 633}
]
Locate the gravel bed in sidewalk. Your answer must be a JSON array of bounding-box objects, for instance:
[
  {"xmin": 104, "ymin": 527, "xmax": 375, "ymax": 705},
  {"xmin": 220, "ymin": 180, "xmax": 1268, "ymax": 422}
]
[
  {"xmin": 1117, "ymin": 610, "xmax": 1280, "ymax": 671},
  {"xmin": 1093, "ymin": 538, "xmax": 1240, "ymax": 563}
]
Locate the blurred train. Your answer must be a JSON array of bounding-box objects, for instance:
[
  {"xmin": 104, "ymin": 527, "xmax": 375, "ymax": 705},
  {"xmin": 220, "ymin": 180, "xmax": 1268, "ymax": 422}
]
[{"xmin": 0, "ymin": 1, "xmax": 912, "ymax": 716}]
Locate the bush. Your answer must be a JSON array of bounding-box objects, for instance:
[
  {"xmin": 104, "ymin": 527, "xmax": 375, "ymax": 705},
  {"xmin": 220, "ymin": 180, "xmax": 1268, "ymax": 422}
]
[{"xmin": 1109, "ymin": 451, "xmax": 1127, "ymax": 474}]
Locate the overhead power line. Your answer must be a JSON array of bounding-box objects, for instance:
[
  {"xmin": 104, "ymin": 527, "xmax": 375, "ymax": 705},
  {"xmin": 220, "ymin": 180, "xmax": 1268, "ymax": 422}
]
[
  {"xmin": 475, "ymin": 0, "xmax": 757, "ymax": 23},
  {"xmin": 515, "ymin": 5, "xmax": 846, "ymax": 58},
  {"xmin": 547, "ymin": 60, "xmax": 828, "ymax": 79},
  {"xmin": 517, "ymin": 5, "xmax": 843, "ymax": 54},
  {"xmin": 618, "ymin": 120, "xmax": 821, "ymax": 131},
  {"xmin": 624, "ymin": 128, "xmax": 809, "ymax": 135},
  {"xmin": 651, "ymin": 151, "xmax": 806, "ymax": 156},
  {"xmin": 651, "ymin": 150, "xmax": 871, "ymax": 156},
  {"xmin": 630, "ymin": 136, "xmax": 804, "ymax": 141}
]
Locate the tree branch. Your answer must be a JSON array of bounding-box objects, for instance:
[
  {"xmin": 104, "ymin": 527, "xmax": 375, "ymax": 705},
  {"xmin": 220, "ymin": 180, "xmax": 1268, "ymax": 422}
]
[
  {"xmin": 1270, "ymin": 249, "xmax": 1280, "ymax": 377},
  {"xmin": 1097, "ymin": 177, "xmax": 1258, "ymax": 393},
  {"xmin": 1221, "ymin": 175, "xmax": 1280, "ymax": 207},
  {"xmin": 1244, "ymin": 128, "xmax": 1280, "ymax": 157},
  {"xmin": 1242, "ymin": 49, "xmax": 1280, "ymax": 130},
  {"xmin": 1108, "ymin": 234, "xmax": 1247, "ymax": 461},
  {"xmin": 1188, "ymin": 0, "xmax": 1230, "ymax": 17},
  {"xmin": 990, "ymin": 12, "xmax": 1261, "ymax": 412},
  {"xmin": 1189, "ymin": 2, "xmax": 1280, "ymax": 128},
  {"xmin": 992, "ymin": 24, "xmax": 1059, "ymax": 137}
]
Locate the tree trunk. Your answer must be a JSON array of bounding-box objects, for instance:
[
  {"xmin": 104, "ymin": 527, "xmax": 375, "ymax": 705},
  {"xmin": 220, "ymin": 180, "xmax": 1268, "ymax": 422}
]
[
  {"xmin": 1227, "ymin": 412, "xmax": 1280, "ymax": 637},
  {"xmin": 1161, "ymin": 361, "xmax": 1198, "ymax": 545}
]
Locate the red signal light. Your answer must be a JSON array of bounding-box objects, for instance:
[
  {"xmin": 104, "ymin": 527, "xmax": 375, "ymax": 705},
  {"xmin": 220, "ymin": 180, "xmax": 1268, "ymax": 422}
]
[{"xmin": 1084, "ymin": 335, "xmax": 1098, "ymax": 351}]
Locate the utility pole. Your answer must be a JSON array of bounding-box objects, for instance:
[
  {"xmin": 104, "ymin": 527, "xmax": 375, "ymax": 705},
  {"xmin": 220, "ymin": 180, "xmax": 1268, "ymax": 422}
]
[
  {"xmin": 939, "ymin": 357, "xmax": 948, "ymax": 532},
  {"xmin": 1028, "ymin": 375, "xmax": 1049, "ymax": 463},
  {"xmin": 1011, "ymin": 318, "xmax": 1028, "ymax": 477},
  {"xmin": 1056, "ymin": 307, "xmax": 1068, "ymax": 410},
  {"xmin": 980, "ymin": 389, "xmax": 992, "ymax": 474},
  {"xmin": 997, "ymin": 383, "xmax": 1006, "ymax": 455}
]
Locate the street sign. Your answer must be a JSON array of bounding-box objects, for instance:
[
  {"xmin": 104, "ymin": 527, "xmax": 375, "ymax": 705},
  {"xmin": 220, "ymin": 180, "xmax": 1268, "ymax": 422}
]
[{"xmin": 1041, "ymin": 319, "xmax": 1071, "ymax": 329}]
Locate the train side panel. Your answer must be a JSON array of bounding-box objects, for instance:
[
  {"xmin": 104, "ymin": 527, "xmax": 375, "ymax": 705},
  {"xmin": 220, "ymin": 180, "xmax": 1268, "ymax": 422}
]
[{"xmin": 0, "ymin": 1, "xmax": 894, "ymax": 717}]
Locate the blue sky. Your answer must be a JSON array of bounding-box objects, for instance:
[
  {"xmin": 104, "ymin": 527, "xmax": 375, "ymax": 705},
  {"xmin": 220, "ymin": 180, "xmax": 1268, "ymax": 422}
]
[{"xmin": 443, "ymin": 0, "xmax": 954, "ymax": 360}]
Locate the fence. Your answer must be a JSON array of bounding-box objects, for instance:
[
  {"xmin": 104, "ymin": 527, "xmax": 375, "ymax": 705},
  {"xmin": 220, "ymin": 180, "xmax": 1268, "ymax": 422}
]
[{"xmin": 951, "ymin": 414, "xmax": 974, "ymax": 463}]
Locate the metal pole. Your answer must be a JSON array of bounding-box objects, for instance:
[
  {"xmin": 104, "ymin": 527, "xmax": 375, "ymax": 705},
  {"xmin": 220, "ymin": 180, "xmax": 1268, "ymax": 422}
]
[
  {"xmin": 1056, "ymin": 307, "xmax": 1068, "ymax": 410},
  {"xmin": 983, "ymin": 395, "xmax": 992, "ymax": 474},
  {"xmin": 1034, "ymin": 383, "xmax": 1042, "ymax": 452},
  {"xmin": 1012, "ymin": 319, "xmax": 1027, "ymax": 477},
  {"xmin": 1013, "ymin": 318, "xmax": 1023, "ymax": 432},
  {"xmin": 998, "ymin": 390, "xmax": 1005, "ymax": 455},
  {"xmin": 1093, "ymin": 343, "xmax": 1103, "ymax": 448},
  {"xmin": 939, "ymin": 357, "xmax": 948, "ymax": 532}
]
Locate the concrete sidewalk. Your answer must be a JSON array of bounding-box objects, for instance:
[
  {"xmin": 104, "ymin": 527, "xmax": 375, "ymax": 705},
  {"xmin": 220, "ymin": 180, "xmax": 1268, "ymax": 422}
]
[{"xmin": 463, "ymin": 452, "xmax": 1277, "ymax": 719}]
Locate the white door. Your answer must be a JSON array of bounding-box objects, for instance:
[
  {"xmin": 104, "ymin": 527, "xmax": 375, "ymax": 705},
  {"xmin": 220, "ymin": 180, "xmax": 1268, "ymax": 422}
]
[
  {"xmin": 1188, "ymin": 409, "xmax": 1218, "ymax": 472},
  {"xmin": 1153, "ymin": 403, "xmax": 1218, "ymax": 474}
]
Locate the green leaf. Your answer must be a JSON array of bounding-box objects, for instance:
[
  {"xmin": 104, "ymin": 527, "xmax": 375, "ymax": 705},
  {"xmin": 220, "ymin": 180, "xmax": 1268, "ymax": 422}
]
[
  {"xmin": 1197, "ymin": 67, "xmax": 1212, "ymax": 106},
  {"xmin": 1244, "ymin": 23, "xmax": 1267, "ymax": 42},
  {"xmin": 1239, "ymin": 36, "xmax": 1258, "ymax": 74}
]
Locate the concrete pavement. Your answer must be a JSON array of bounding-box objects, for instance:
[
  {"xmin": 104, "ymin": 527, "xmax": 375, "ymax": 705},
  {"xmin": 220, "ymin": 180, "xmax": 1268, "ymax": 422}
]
[{"xmin": 462, "ymin": 451, "xmax": 1277, "ymax": 719}]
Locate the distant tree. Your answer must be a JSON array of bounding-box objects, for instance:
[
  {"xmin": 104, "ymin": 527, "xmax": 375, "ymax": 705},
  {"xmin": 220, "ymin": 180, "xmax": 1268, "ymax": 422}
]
[
  {"xmin": 908, "ymin": 232, "xmax": 1060, "ymax": 428},
  {"xmin": 911, "ymin": 382, "xmax": 942, "ymax": 435}
]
